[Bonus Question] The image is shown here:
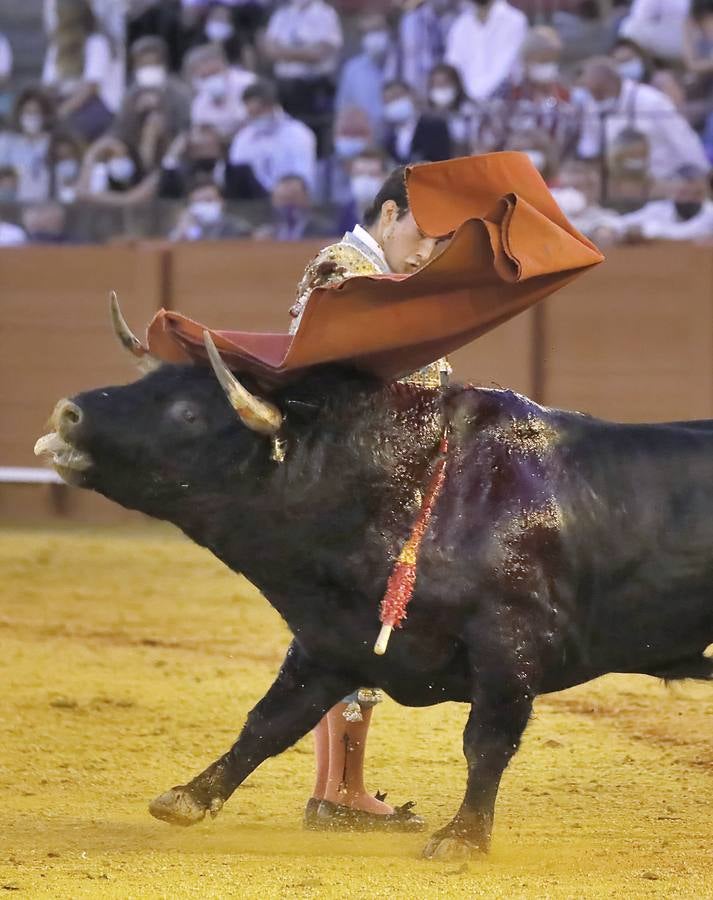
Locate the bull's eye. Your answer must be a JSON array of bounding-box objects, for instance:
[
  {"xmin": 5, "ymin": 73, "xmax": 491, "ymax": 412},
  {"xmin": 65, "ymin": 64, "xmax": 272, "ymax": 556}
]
[{"xmin": 167, "ymin": 400, "xmax": 205, "ymax": 431}]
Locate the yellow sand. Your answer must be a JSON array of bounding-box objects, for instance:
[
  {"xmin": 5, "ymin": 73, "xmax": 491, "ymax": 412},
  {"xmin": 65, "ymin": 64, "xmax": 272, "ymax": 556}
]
[{"xmin": 0, "ymin": 526, "xmax": 711, "ymax": 899}]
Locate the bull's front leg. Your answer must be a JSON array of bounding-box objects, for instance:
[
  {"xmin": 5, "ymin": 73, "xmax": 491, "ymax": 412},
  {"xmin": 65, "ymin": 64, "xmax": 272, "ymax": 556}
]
[
  {"xmin": 423, "ymin": 637, "xmax": 537, "ymax": 859},
  {"xmin": 149, "ymin": 640, "xmax": 355, "ymax": 826}
]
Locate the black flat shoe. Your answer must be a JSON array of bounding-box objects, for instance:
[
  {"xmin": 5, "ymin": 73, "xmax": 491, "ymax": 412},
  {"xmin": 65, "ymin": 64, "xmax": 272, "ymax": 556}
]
[
  {"xmin": 303, "ymin": 797, "xmax": 321, "ymax": 830},
  {"xmin": 315, "ymin": 799, "xmax": 426, "ymax": 832}
]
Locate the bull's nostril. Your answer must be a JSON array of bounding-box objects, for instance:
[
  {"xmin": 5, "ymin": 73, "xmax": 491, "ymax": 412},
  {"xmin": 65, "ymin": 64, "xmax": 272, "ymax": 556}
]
[{"xmin": 57, "ymin": 400, "xmax": 83, "ymax": 433}]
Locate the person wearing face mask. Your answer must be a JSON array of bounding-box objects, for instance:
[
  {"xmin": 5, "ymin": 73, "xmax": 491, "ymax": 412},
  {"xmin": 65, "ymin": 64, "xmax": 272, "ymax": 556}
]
[
  {"xmin": 426, "ymin": 64, "xmax": 477, "ymax": 155},
  {"xmin": 185, "ymin": 43, "xmax": 256, "ymax": 139},
  {"xmin": 335, "ymin": 13, "xmax": 398, "ymax": 140},
  {"xmin": 112, "ymin": 37, "xmax": 191, "ymax": 153},
  {"xmin": 494, "ymin": 28, "xmax": 578, "ymax": 161},
  {"xmin": 48, "ymin": 133, "xmax": 85, "ymax": 204},
  {"xmin": 576, "ymin": 57, "xmax": 710, "ymax": 182},
  {"xmin": 328, "ymin": 105, "xmax": 376, "ymax": 208},
  {"xmin": 75, "ymin": 133, "xmax": 161, "ymax": 210},
  {"xmin": 445, "ymin": 0, "xmax": 528, "ymax": 102},
  {"xmin": 289, "ymin": 166, "xmax": 448, "ymax": 832},
  {"xmin": 254, "ymin": 173, "xmax": 332, "ymax": 240},
  {"xmin": 605, "ymin": 164, "xmax": 713, "ymax": 241},
  {"xmin": 158, "ymin": 124, "xmax": 227, "ymax": 199},
  {"xmin": 0, "ymin": 88, "xmax": 54, "ymax": 203},
  {"xmin": 609, "ymin": 38, "xmax": 685, "ymax": 111},
  {"xmin": 226, "ymin": 79, "xmax": 316, "ymax": 199},
  {"xmin": 170, "ymin": 174, "xmax": 249, "ymax": 241},
  {"xmin": 336, "ymin": 147, "xmax": 390, "ymax": 233},
  {"xmin": 382, "ymin": 81, "xmax": 452, "ymax": 165}
]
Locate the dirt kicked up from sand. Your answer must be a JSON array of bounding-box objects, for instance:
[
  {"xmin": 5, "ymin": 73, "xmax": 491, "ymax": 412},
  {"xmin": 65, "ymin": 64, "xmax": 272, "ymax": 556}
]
[{"xmin": 0, "ymin": 526, "xmax": 711, "ymax": 899}]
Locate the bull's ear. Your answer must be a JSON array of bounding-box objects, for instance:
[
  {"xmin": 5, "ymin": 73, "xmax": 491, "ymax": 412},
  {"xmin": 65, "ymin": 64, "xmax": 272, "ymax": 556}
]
[
  {"xmin": 203, "ymin": 332, "xmax": 283, "ymax": 436},
  {"xmin": 110, "ymin": 292, "xmax": 162, "ymax": 374}
]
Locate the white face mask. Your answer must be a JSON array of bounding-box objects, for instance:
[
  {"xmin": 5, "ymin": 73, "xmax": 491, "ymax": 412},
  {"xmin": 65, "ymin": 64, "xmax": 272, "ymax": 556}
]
[
  {"xmin": 20, "ymin": 112, "xmax": 44, "ymax": 136},
  {"xmin": 524, "ymin": 149, "xmax": 546, "ymax": 172},
  {"xmin": 429, "ymin": 85, "xmax": 457, "ymax": 108},
  {"xmin": 198, "ymin": 72, "xmax": 228, "ymax": 101},
  {"xmin": 334, "ymin": 136, "xmax": 369, "ymax": 159},
  {"xmin": 617, "ymin": 58, "xmax": 645, "ymax": 82},
  {"xmin": 190, "ymin": 199, "xmax": 222, "ymax": 225},
  {"xmin": 57, "ymin": 184, "xmax": 77, "ymax": 204},
  {"xmin": 384, "ymin": 96, "xmax": 415, "ymax": 125},
  {"xmin": 135, "ymin": 65, "xmax": 167, "ymax": 88},
  {"xmin": 107, "ymin": 156, "xmax": 136, "ymax": 183},
  {"xmin": 526, "ymin": 62, "xmax": 559, "ymax": 84},
  {"xmin": 55, "ymin": 159, "xmax": 79, "ymax": 183},
  {"xmin": 350, "ymin": 173, "xmax": 383, "ymax": 207},
  {"xmin": 362, "ymin": 30, "xmax": 390, "ymax": 58},
  {"xmin": 205, "ymin": 19, "xmax": 234, "ymax": 43}
]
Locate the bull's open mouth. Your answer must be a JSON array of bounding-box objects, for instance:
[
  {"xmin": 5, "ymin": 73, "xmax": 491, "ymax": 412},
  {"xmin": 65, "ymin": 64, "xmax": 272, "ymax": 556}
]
[{"xmin": 34, "ymin": 432, "xmax": 93, "ymax": 484}]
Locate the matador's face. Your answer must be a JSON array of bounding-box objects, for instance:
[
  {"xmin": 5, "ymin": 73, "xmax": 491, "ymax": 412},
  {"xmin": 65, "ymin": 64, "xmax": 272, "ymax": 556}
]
[{"xmin": 377, "ymin": 204, "xmax": 438, "ymax": 275}]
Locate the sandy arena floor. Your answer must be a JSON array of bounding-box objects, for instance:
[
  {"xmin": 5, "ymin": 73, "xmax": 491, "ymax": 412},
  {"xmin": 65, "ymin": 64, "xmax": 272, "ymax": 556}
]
[{"xmin": 0, "ymin": 525, "xmax": 711, "ymax": 899}]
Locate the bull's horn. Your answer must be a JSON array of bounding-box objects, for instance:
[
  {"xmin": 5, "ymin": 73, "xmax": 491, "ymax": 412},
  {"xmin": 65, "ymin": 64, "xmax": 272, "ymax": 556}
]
[
  {"xmin": 203, "ymin": 331, "xmax": 282, "ymax": 435},
  {"xmin": 110, "ymin": 291, "xmax": 161, "ymax": 374}
]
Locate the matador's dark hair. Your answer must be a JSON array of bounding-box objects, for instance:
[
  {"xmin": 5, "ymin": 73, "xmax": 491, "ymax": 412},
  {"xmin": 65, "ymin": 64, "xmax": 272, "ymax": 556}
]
[{"xmin": 362, "ymin": 166, "xmax": 409, "ymax": 226}]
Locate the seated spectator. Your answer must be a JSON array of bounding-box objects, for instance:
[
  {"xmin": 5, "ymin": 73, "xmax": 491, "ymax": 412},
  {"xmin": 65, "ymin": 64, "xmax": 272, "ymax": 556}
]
[
  {"xmin": 494, "ymin": 27, "xmax": 578, "ymax": 158},
  {"xmin": 683, "ymin": 0, "xmax": 713, "ymax": 135},
  {"xmin": 337, "ymin": 147, "xmax": 390, "ymax": 232},
  {"xmin": 113, "ymin": 37, "xmax": 191, "ymax": 150},
  {"xmin": 169, "ymin": 173, "xmax": 249, "ymax": 240},
  {"xmin": 604, "ymin": 164, "xmax": 713, "ymax": 241},
  {"xmin": 445, "ymin": 0, "xmax": 528, "ymax": 102},
  {"xmin": 158, "ymin": 124, "xmax": 226, "ymax": 198},
  {"xmin": 382, "ymin": 80, "xmax": 452, "ymax": 164},
  {"xmin": 262, "ymin": 0, "xmax": 343, "ymax": 155},
  {"xmin": 398, "ymin": 0, "xmax": 460, "ymax": 99},
  {"xmin": 21, "ymin": 202, "xmax": 69, "ymax": 244},
  {"xmin": 42, "ymin": 0, "xmax": 122, "ymax": 142},
  {"xmin": 254, "ymin": 174, "xmax": 333, "ymax": 240},
  {"xmin": 550, "ymin": 158, "xmax": 622, "ymax": 241},
  {"xmin": 335, "ymin": 12, "xmax": 398, "ymax": 140},
  {"xmin": 577, "ymin": 58, "xmax": 710, "ymax": 181},
  {"xmin": 504, "ymin": 127, "xmax": 559, "ymax": 183},
  {"xmin": 619, "ymin": 0, "xmax": 690, "ymax": 62},
  {"xmin": 184, "ymin": 43, "xmax": 255, "ymax": 139},
  {"xmin": 0, "ymin": 31, "xmax": 13, "ymax": 121},
  {"xmin": 226, "ymin": 79, "xmax": 316, "ymax": 198},
  {"xmin": 75, "ymin": 134, "xmax": 159, "ymax": 207},
  {"xmin": 198, "ymin": 2, "xmax": 255, "ymax": 67},
  {"xmin": 47, "ymin": 132, "xmax": 86, "ymax": 204},
  {"xmin": 609, "ymin": 38, "xmax": 685, "ymax": 109},
  {"xmin": 426, "ymin": 64, "xmax": 477, "ymax": 155},
  {"xmin": 0, "ymin": 88, "xmax": 54, "ymax": 203}
]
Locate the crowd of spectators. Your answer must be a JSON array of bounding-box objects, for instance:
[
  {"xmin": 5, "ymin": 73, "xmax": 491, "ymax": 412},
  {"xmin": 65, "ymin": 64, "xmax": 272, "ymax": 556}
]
[{"xmin": 0, "ymin": 0, "xmax": 711, "ymax": 248}]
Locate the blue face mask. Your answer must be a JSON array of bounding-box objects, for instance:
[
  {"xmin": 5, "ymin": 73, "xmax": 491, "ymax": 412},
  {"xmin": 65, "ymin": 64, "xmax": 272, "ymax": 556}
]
[{"xmin": 334, "ymin": 136, "xmax": 369, "ymax": 159}]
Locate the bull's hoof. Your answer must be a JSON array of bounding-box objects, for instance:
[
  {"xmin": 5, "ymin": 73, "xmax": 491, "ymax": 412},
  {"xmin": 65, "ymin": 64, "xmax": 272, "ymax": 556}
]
[
  {"xmin": 148, "ymin": 786, "xmax": 211, "ymax": 827},
  {"xmin": 422, "ymin": 832, "xmax": 484, "ymax": 860}
]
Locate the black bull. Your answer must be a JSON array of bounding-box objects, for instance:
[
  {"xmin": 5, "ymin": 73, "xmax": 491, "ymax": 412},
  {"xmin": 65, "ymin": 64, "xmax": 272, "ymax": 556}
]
[{"xmin": 39, "ymin": 362, "xmax": 713, "ymax": 858}]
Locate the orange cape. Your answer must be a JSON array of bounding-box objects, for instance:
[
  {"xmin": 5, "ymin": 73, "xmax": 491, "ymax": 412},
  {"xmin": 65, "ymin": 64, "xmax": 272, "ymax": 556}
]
[{"xmin": 146, "ymin": 152, "xmax": 604, "ymax": 384}]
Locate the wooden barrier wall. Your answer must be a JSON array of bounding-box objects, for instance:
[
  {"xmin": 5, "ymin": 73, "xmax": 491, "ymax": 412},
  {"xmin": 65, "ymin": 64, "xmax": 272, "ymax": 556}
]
[{"xmin": 2, "ymin": 240, "xmax": 712, "ymax": 522}]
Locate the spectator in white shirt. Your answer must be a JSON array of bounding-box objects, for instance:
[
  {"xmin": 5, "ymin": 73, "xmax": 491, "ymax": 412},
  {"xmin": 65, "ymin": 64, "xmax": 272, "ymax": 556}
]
[
  {"xmin": 619, "ymin": 0, "xmax": 691, "ymax": 62},
  {"xmin": 226, "ymin": 79, "xmax": 316, "ymax": 199},
  {"xmin": 445, "ymin": 0, "xmax": 528, "ymax": 102},
  {"xmin": 262, "ymin": 0, "xmax": 343, "ymax": 154},
  {"xmin": 605, "ymin": 164, "xmax": 713, "ymax": 241},
  {"xmin": 184, "ymin": 43, "xmax": 256, "ymax": 139},
  {"xmin": 42, "ymin": 0, "xmax": 121, "ymax": 141},
  {"xmin": 577, "ymin": 58, "xmax": 710, "ymax": 181}
]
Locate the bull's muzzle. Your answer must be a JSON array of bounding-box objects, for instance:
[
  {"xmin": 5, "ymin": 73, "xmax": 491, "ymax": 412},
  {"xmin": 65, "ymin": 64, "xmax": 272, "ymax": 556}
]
[{"xmin": 34, "ymin": 399, "xmax": 93, "ymax": 483}]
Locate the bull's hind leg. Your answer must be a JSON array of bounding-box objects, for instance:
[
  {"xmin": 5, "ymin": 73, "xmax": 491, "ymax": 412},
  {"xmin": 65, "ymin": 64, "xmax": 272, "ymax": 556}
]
[
  {"xmin": 422, "ymin": 655, "xmax": 535, "ymax": 859},
  {"xmin": 149, "ymin": 640, "xmax": 354, "ymax": 826}
]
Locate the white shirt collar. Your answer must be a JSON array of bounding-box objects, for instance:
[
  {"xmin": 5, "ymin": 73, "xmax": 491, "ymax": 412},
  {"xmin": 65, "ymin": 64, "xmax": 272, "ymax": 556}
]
[{"xmin": 352, "ymin": 223, "xmax": 390, "ymax": 272}]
